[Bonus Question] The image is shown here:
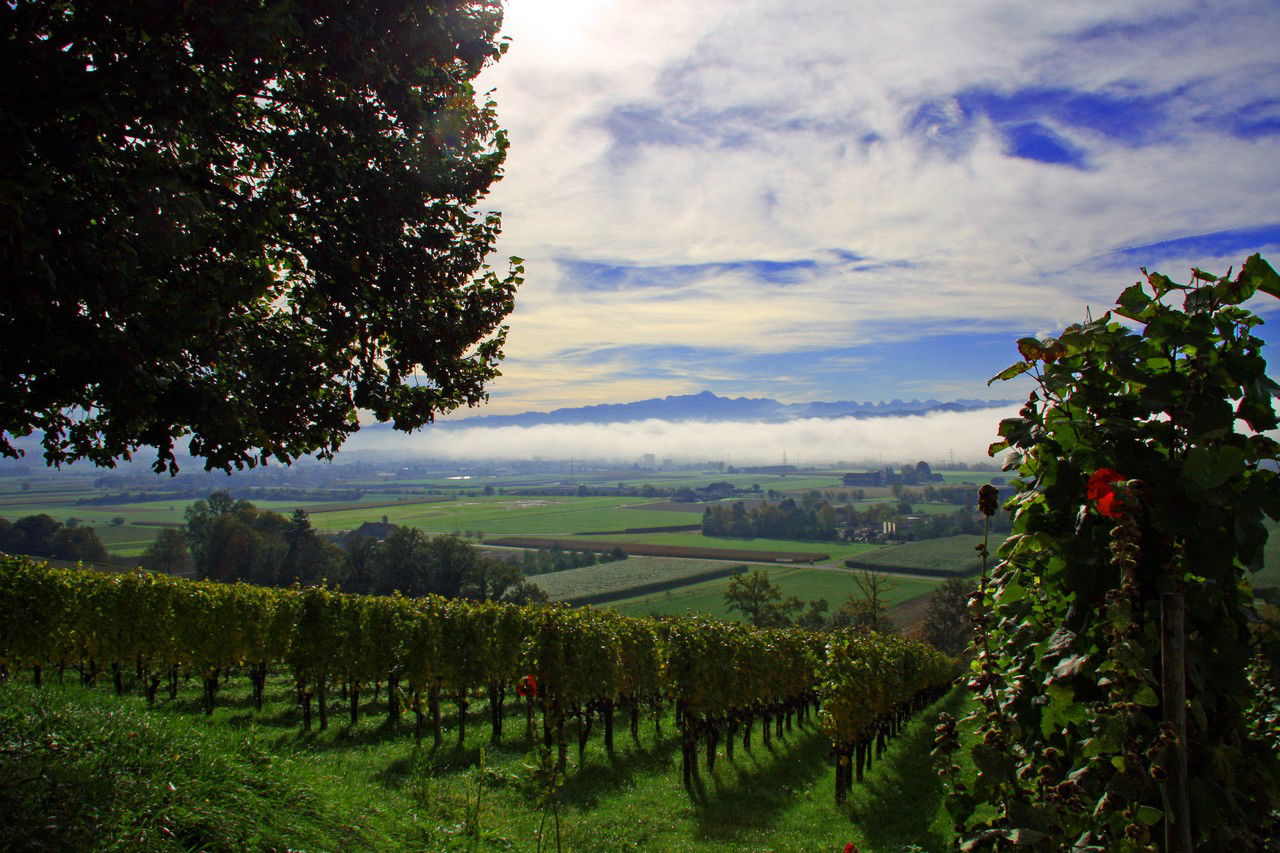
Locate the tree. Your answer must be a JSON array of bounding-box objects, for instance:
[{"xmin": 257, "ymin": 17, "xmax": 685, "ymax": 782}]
[
  {"xmin": 832, "ymin": 570, "xmax": 895, "ymax": 632},
  {"xmin": 12, "ymin": 514, "xmax": 61, "ymax": 557},
  {"xmin": 724, "ymin": 568, "xmax": 802, "ymax": 627},
  {"xmin": 48, "ymin": 525, "xmax": 108, "ymax": 563},
  {"xmin": 796, "ymin": 597, "xmax": 830, "ymax": 630},
  {"xmin": 184, "ymin": 491, "xmax": 252, "ymax": 573},
  {"xmin": 0, "ymin": 518, "xmax": 17, "ymax": 553},
  {"xmin": 140, "ymin": 528, "xmax": 191, "ymax": 576},
  {"xmin": 922, "ymin": 576, "xmax": 975, "ymax": 656},
  {"xmin": 1, "ymin": 0, "xmax": 522, "ymax": 474},
  {"xmin": 280, "ymin": 509, "xmax": 344, "ymax": 586},
  {"xmin": 371, "ymin": 526, "xmax": 431, "ymax": 596}
]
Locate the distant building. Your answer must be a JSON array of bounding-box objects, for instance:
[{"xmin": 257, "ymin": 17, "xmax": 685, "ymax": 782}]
[
  {"xmin": 842, "ymin": 463, "xmax": 943, "ymax": 487},
  {"xmin": 842, "ymin": 471, "xmax": 887, "ymax": 487},
  {"xmin": 350, "ymin": 515, "xmax": 395, "ymax": 541},
  {"xmin": 727, "ymin": 465, "xmax": 797, "ymax": 475},
  {"xmin": 695, "ymin": 482, "xmax": 736, "ymax": 500}
]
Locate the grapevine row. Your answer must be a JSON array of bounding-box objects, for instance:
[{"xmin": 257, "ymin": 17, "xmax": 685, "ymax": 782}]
[{"xmin": 0, "ymin": 555, "xmax": 957, "ymax": 797}]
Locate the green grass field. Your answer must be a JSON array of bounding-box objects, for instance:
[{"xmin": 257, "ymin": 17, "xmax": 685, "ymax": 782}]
[
  {"xmin": 843, "ymin": 535, "xmax": 983, "ymax": 576},
  {"xmin": 575, "ymin": 531, "xmax": 881, "ymax": 562},
  {"xmin": 607, "ymin": 566, "xmax": 938, "ymax": 622},
  {"xmin": 1, "ymin": 675, "xmax": 970, "ymax": 852}
]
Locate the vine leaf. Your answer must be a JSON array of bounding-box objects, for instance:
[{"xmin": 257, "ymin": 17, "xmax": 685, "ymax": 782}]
[
  {"xmin": 1242, "ymin": 253, "xmax": 1280, "ymax": 299},
  {"xmin": 989, "ymin": 361, "xmax": 1034, "ymax": 384},
  {"xmin": 1180, "ymin": 445, "xmax": 1245, "ymax": 491}
]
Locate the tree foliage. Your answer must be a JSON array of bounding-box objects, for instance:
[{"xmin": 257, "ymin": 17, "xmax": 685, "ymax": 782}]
[
  {"xmin": 0, "ymin": 513, "xmax": 107, "ymax": 563},
  {"xmin": 1, "ymin": 0, "xmax": 521, "ymax": 473},
  {"xmin": 723, "ymin": 568, "xmax": 802, "ymax": 627}
]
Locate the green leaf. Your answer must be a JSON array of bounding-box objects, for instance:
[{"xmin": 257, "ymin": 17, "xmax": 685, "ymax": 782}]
[
  {"xmin": 1115, "ymin": 283, "xmax": 1152, "ymax": 320},
  {"xmin": 989, "ymin": 361, "xmax": 1033, "ymax": 384},
  {"xmin": 1144, "ymin": 269, "xmax": 1182, "ymax": 297},
  {"xmin": 971, "ymin": 743, "xmax": 1016, "ymax": 780},
  {"xmin": 1016, "ymin": 337, "xmax": 1044, "ymax": 361},
  {"xmin": 1180, "ymin": 445, "xmax": 1245, "ymax": 490},
  {"xmin": 1242, "ymin": 253, "xmax": 1280, "ymax": 299},
  {"xmin": 1134, "ymin": 685, "xmax": 1158, "ymax": 707},
  {"xmin": 1137, "ymin": 805, "xmax": 1164, "ymax": 826}
]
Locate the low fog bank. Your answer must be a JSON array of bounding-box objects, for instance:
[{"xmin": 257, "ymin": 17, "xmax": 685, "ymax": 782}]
[{"xmin": 348, "ymin": 404, "xmax": 1023, "ymax": 466}]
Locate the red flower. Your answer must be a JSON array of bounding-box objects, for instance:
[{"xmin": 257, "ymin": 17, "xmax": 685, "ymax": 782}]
[
  {"xmin": 1086, "ymin": 468, "xmax": 1126, "ymax": 519},
  {"xmin": 843, "ymin": 844, "xmax": 859, "ymax": 853},
  {"xmin": 516, "ymin": 674, "xmax": 537, "ymax": 698}
]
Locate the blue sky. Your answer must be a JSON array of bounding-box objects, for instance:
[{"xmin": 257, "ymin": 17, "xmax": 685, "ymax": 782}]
[{"xmin": 451, "ymin": 0, "xmax": 1280, "ymax": 418}]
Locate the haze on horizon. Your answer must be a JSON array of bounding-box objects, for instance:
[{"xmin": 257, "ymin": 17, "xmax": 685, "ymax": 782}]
[{"xmin": 345, "ymin": 404, "xmax": 1022, "ymax": 467}]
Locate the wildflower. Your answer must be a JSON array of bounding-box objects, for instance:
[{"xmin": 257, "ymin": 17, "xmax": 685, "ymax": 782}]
[
  {"xmin": 1086, "ymin": 468, "xmax": 1126, "ymax": 519},
  {"xmin": 516, "ymin": 674, "xmax": 537, "ymax": 698},
  {"xmin": 844, "ymin": 844, "xmax": 860, "ymax": 853}
]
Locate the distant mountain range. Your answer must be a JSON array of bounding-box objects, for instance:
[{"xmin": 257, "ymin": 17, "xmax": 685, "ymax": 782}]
[{"xmin": 423, "ymin": 391, "xmax": 1016, "ymax": 429}]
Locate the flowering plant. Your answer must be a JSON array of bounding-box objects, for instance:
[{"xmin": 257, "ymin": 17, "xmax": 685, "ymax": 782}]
[
  {"xmin": 949, "ymin": 256, "xmax": 1280, "ymax": 850},
  {"xmin": 1085, "ymin": 468, "xmax": 1126, "ymax": 518}
]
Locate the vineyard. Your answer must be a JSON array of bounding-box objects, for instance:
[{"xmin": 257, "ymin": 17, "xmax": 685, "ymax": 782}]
[{"xmin": 0, "ymin": 555, "xmax": 956, "ymax": 807}]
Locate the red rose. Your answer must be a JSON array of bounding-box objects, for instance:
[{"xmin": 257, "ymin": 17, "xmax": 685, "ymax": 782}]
[
  {"xmin": 516, "ymin": 674, "xmax": 537, "ymax": 698},
  {"xmin": 1086, "ymin": 468, "xmax": 1126, "ymax": 519},
  {"xmin": 1086, "ymin": 468, "xmax": 1124, "ymax": 500},
  {"xmin": 844, "ymin": 844, "xmax": 859, "ymax": 853}
]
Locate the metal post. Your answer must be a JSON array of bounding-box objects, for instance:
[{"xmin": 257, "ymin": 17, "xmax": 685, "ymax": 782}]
[{"xmin": 1161, "ymin": 592, "xmax": 1192, "ymax": 853}]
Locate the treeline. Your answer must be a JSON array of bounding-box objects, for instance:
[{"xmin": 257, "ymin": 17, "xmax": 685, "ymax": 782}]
[
  {"xmin": 702, "ymin": 495, "xmax": 1011, "ymax": 544},
  {"xmin": 0, "ymin": 514, "xmax": 108, "ymax": 564},
  {"xmin": 701, "ymin": 499, "xmax": 839, "ymax": 541},
  {"xmin": 148, "ymin": 491, "xmax": 546, "ymax": 604},
  {"xmin": 75, "ymin": 487, "xmax": 365, "ymax": 506},
  {"xmin": 518, "ymin": 544, "xmax": 627, "ymax": 575}
]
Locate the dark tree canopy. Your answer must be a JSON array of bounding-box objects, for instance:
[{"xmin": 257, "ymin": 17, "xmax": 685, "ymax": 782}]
[{"xmin": 0, "ymin": 0, "xmax": 521, "ymax": 473}]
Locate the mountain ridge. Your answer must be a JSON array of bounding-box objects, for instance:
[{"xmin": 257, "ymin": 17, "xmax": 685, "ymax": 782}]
[{"xmin": 408, "ymin": 390, "xmax": 1016, "ymax": 430}]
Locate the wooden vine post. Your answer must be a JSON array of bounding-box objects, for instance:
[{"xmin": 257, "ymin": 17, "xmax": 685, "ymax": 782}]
[{"xmin": 1161, "ymin": 592, "xmax": 1191, "ymax": 853}]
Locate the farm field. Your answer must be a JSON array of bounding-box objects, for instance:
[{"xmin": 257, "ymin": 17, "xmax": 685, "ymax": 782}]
[
  {"xmin": 573, "ymin": 531, "xmax": 880, "ymax": 562},
  {"xmin": 302, "ymin": 495, "xmax": 698, "ymax": 536},
  {"xmin": 843, "ymin": 535, "xmax": 983, "ymax": 576},
  {"xmin": 607, "ymin": 566, "xmax": 939, "ymax": 622},
  {"xmin": 525, "ymin": 556, "xmax": 753, "ymax": 603}
]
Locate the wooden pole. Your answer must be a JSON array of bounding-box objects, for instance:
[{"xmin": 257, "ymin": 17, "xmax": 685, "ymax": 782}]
[{"xmin": 1161, "ymin": 592, "xmax": 1192, "ymax": 853}]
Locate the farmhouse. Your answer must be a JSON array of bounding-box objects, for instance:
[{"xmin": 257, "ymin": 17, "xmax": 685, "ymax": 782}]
[{"xmin": 350, "ymin": 515, "xmax": 395, "ymax": 541}]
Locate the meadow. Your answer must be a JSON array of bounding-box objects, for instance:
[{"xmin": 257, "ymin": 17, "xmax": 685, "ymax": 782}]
[
  {"xmin": 841, "ymin": 535, "xmax": 983, "ymax": 576},
  {"xmin": 607, "ymin": 566, "xmax": 938, "ymax": 622}
]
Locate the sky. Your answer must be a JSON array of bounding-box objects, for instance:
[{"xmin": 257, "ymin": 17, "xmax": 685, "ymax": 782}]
[{"xmin": 446, "ymin": 0, "xmax": 1280, "ymax": 421}]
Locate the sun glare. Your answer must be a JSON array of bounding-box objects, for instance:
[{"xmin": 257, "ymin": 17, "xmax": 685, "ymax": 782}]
[{"xmin": 502, "ymin": 0, "xmax": 601, "ymax": 54}]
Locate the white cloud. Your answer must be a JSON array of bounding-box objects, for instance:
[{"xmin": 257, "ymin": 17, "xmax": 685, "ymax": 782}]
[{"xmin": 468, "ymin": 0, "xmax": 1280, "ymax": 411}]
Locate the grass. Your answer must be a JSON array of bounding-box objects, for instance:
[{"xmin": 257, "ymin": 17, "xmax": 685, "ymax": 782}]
[
  {"xmin": 607, "ymin": 566, "xmax": 939, "ymax": 621},
  {"xmin": 580, "ymin": 531, "xmax": 882, "ymax": 562},
  {"xmin": 0, "ymin": 681, "xmax": 352, "ymax": 851},
  {"xmin": 1, "ymin": 673, "xmax": 971, "ymax": 851}
]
